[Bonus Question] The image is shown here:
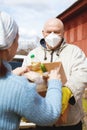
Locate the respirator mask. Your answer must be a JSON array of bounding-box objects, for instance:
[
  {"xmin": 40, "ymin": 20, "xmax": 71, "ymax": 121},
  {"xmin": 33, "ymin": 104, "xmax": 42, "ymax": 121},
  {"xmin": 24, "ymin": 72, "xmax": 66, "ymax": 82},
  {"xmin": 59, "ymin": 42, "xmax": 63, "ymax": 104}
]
[{"xmin": 45, "ymin": 32, "xmax": 62, "ymax": 48}]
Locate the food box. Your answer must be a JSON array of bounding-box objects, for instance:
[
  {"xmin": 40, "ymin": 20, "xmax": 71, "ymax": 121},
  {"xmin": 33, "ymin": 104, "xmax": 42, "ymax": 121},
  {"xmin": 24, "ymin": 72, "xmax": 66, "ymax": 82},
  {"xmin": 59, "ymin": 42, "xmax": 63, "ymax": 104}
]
[
  {"xmin": 43, "ymin": 62, "xmax": 66, "ymax": 85},
  {"xmin": 36, "ymin": 62, "xmax": 67, "ymax": 96},
  {"xmin": 24, "ymin": 62, "xmax": 67, "ymax": 96}
]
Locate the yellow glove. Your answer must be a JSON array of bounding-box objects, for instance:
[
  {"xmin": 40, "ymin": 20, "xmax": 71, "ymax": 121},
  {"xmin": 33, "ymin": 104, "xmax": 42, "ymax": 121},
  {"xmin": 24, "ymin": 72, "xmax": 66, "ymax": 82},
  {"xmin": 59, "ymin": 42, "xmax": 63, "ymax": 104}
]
[{"xmin": 61, "ymin": 87, "xmax": 72, "ymax": 114}]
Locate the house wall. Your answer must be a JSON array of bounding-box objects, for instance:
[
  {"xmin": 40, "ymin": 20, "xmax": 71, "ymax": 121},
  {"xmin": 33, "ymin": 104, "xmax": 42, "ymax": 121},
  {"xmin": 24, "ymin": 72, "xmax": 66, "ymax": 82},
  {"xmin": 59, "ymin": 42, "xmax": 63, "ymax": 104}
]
[{"xmin": 63, "ymin": 7, "xmax": 87, "ymax": 56}]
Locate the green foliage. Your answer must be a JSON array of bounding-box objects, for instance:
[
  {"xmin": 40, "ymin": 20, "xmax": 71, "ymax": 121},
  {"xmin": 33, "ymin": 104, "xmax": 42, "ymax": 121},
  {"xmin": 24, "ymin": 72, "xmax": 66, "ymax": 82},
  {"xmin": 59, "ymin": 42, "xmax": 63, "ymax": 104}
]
[
  {"xmin": 82, "ymin": 98, "xmax": 87, "ymax": 113},
  {"xmin": 82, "ymin": 97, "xmax": 87, "ymax": 130}
]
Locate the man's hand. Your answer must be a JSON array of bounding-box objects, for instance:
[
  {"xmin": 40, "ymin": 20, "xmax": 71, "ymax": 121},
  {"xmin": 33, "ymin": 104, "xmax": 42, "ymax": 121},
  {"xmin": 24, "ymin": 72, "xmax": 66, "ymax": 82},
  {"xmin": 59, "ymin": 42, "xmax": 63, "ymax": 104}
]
[{"xmin": 61, "ymin": 87, "xmax": 72, "ymax": 114}]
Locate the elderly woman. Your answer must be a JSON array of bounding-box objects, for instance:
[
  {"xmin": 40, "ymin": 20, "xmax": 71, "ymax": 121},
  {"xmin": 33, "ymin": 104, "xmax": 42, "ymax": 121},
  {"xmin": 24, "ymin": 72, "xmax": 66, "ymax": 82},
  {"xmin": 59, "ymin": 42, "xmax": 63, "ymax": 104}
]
[{"xmin": 0, "ymin": 11, "xmax": 62, "ymax": 130}]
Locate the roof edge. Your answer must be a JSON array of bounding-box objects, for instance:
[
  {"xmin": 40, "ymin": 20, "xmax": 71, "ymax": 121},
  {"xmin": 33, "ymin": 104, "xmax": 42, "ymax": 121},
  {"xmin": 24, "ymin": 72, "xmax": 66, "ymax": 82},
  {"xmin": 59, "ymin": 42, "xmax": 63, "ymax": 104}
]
[{"xmin": 56, "ymin": 0, "xmax": 87, "ymax": 21}]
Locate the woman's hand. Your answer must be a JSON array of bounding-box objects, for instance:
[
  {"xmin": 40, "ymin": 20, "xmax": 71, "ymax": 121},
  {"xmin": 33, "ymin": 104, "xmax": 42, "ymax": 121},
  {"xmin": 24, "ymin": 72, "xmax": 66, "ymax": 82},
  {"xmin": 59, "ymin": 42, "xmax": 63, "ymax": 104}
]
[
  {"xmin": 48, "ymin": 67, "xmax": 61, "ymax": 81},
  {"xmin": 12, "ymin": 66, "xmax": 30, "ymax": 76}
]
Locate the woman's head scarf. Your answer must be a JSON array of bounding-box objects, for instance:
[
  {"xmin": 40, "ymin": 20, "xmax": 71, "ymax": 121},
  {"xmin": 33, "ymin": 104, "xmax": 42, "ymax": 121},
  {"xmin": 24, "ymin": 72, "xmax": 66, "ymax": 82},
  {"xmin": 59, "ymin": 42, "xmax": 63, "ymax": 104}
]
[{"xmin": 0, "ymin": 11, "xmax": 18, "ymax": 50}]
